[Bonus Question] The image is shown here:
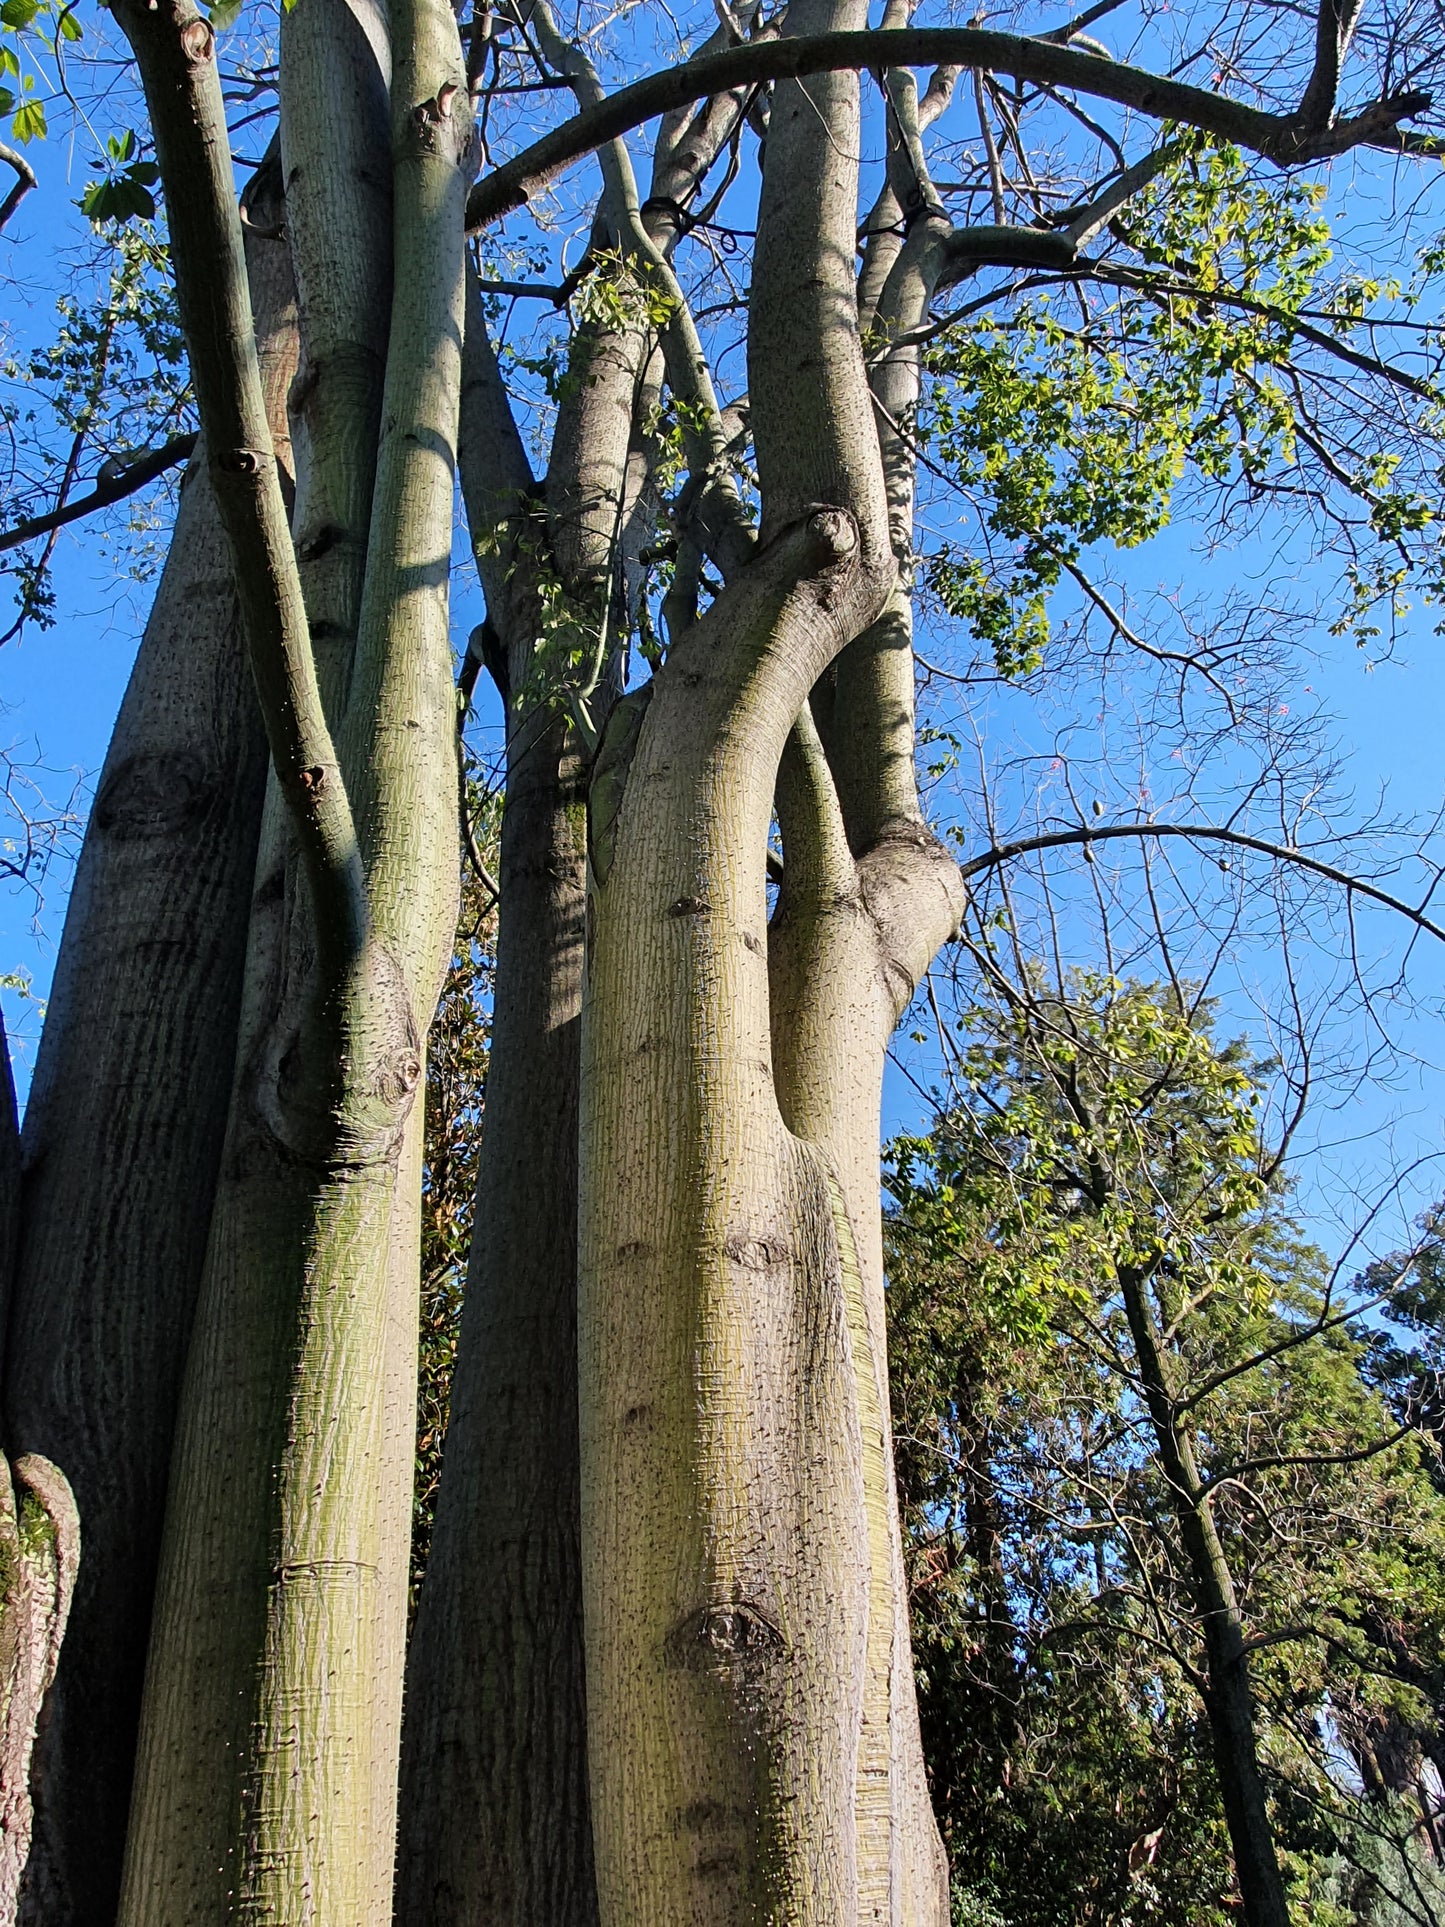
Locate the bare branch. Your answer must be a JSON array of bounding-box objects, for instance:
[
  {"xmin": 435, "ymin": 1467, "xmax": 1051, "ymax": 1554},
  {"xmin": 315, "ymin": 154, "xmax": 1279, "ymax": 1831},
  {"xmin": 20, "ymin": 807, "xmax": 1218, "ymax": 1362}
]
[
  {"xmin": 0, "ymin": 434, "xmax": 199, "ymax": 555},
  {"xmin": 0, "ymin": 143, "xmax": 37, "ymax": 235},
  {"xmin": 466, "ymin": 27, "xmax": 1433, "ymax": 231},
  {"xmin": 957, "ymin": 821, "xmax": 1445, "ymax": 945}
]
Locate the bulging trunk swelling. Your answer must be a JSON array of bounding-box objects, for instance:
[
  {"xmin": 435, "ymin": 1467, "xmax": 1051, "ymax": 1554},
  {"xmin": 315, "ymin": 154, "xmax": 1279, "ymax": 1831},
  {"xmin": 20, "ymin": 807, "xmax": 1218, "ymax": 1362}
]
[
  {"xmin": 5, "ymin": 186, "xmax": 296, "ymax": 1927},
  {"xmin": 397, "ymin": 713, "xmax": 594, "ymax": 1927}
]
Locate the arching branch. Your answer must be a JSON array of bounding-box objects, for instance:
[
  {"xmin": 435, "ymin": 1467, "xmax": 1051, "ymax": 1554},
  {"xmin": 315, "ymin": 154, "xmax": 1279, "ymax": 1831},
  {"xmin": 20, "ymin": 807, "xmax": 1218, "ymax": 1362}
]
[
  {"xmin": 958, "ymin": 821, "xmax": 1445, "ymax": 944},
  {"xmin": 465, "ymin": 27, "xmax": 1432, "ymax": 232},
  {"xmin": 0, "ymin": 143, "xmax": 37, "ymax": 234}
]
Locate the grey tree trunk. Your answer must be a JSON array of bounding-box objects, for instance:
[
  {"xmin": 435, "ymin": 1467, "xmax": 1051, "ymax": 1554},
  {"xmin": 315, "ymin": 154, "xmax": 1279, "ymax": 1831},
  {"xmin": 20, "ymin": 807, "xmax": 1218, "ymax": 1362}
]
[
  {"xmin": 397, "ymin": 714, "xmax": 593, "ymax": 1926},
  {"xmin": 5, "ymin": 163, "xmax": 296, "ymax": 1927}
]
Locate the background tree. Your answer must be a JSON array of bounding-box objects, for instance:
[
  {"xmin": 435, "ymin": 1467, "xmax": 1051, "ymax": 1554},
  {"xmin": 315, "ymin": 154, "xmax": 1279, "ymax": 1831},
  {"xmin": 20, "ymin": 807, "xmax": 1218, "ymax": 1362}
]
[{"xmin": 888, "ymin": 975, "xmax": 1445, "ymax": 1925}]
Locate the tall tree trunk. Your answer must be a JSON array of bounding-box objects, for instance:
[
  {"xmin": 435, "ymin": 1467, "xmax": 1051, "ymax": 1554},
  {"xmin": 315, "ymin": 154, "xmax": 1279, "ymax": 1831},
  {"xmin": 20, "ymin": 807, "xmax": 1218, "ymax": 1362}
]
[
  {"xmin": 576, "ymin": 4, "xmax": 959, "ymax": 1913},
  {"xmin": 1118, "ymin": 1265, "xmax": 1292, "ymax": 1927},
  {"xmin": 397, "ymin": 714, "xmax": 592, "ymax": 1926},
  {"xmin": 5, "ymin": 162, "xmax": 296, "ymax": 1927},
  {"xmin": 579, "ymin": 511, "xmax": 887, "ymax": 1922},
  {"xmin": 109, "ymin": 0, "xmax": 467, "ymax": 1909},
  {"xmin": 397, "ymin": 221, "xmax": 647, "ymax": 1922}
]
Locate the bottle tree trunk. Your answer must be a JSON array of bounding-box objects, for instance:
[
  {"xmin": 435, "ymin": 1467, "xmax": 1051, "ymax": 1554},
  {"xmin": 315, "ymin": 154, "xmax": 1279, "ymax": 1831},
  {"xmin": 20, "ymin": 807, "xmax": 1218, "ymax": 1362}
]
[
  {"xmin": 398, "ymin": 704, "xmax": 592, "ymax": 1923},
  {"xmin": 576, "ymin": 6, "xmax": 958, "ymax": 1916},
  {"xmin": 396, "ymin": 54, "xmax": 717, "ymax": 1886},
  {"xmin": 104, "ymin": 0, "xmax": 469, "ymax": 1912},
  {"xmin": 5, "ymin": 161, "xmax": 296, "ymax": 1927},
  {"xmin": 398, "ymin": 273, "xmax": 596, "ymax": 1917}
]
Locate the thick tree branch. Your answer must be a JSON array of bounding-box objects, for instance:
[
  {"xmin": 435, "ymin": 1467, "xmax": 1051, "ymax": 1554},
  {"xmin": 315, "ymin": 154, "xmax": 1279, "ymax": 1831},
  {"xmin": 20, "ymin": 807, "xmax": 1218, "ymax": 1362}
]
[
  {"xmin": 113, "ymin": 0, "xmax": 365, "ymax": 980},
  {"xmin": 0, "ymin": 143, "xmax": 37, "ymax": 234},
  {"xmin": 465, "ymin": 27, "xmax": 1432, "ymax": 231},
  {"xmin": 0, "ymin": 434, "xmax": 199, "ymax": 555},
  {"xmin": 958, "ymin": 821, "xmax": 1445, "ymax": 944}
]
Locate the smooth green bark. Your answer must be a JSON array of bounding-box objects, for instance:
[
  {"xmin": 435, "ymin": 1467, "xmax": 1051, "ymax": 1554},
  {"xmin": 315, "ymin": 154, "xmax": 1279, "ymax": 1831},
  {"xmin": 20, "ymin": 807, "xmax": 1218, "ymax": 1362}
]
[{"xmin": 111, "ymin": 0, "xmax": 468, "ymax": 1912}]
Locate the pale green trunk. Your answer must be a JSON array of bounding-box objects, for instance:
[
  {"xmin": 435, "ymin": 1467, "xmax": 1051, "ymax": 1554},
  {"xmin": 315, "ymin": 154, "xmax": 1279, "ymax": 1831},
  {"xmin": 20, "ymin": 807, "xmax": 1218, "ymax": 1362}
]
[
  {"xmin": 112, "ymin": 0, "xmax": 467, "ymax": 1911},
  {"xmin": 580, "ymin": 515, "xmax": 884, "ymax": 1922}
]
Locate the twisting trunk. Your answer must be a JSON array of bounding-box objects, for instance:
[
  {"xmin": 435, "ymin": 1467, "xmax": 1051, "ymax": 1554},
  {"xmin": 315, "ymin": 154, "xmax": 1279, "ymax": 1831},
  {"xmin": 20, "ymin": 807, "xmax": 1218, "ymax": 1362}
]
[
  {"xmin": 581, "ymin": 508, "xmax": 886, "ymax": 1922},
  {"xmin": 106, "ymin": 0, "xmax": 469, "ymax": 1912},
  {"xmin": 1118, "ymin": 1264, "xmax": 1291, "ymax": 1927},
  {"xmin": 577, "ymin": 4, "xmax": 960, "ymax": 1916},
  {"xmin": 5, "ymin": 158, "xmax": 296, "ymax": 1927}
]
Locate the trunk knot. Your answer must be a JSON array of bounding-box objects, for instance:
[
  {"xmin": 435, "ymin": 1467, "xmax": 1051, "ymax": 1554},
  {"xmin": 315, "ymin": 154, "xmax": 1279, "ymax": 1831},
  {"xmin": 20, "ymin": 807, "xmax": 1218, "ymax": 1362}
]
[
  {"xmin": 803, "ymin": 506, "xmax": 857, "ymax": 567},
  {"xmin": 179, "ymin": 16, "xmax": 214, "ymax": 63},
  {"xmin": 670, "ymin": 1602, "xmax": 783, "ymax": 1669}
]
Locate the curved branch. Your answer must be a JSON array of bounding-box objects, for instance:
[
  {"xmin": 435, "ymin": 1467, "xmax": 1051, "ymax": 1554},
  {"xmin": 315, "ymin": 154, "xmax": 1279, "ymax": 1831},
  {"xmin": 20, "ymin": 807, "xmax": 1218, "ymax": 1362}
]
[
  {"xmin": 0, "ymin": 434, "xmax": 199, "ymax": 555},
  {"xmin": 958, "ymin": 821, "xmax": 1445, "ymax": 944},
  {"xmin": 465, "ymin": 27, "xmax": 1432, "ymax": 231},
  {"xmin": 0, "ymin": 143, "xmax": 37, "ymax": 234}
]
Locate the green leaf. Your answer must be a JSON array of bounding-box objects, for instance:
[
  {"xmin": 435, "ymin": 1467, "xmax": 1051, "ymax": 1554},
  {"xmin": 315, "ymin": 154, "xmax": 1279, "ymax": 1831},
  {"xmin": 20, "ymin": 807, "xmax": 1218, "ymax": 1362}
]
[
  {"xmin": 56, "ymin": 7, "xmax": 80, "ymax": 37},
  {"xmin": 0, "ymin": 88, "xmax": 13, "ymax": 116},
  {"xmin": 11, "ymin": 95, "xmax": 46, "ymax": 142},
  {"xmin": 206, "ymin": 0, "xmax": 243, "ymax": 28},
  {"xmin": 0, "ymin": 46, "xmax": 17, "ymax": 75},
  {"xmin": 80, "ymin": 172, "xmax": 155, "ymax": 224},
  {"xmin": 0, "ymin": 0, "xmax": 39, "ymax": 29}
]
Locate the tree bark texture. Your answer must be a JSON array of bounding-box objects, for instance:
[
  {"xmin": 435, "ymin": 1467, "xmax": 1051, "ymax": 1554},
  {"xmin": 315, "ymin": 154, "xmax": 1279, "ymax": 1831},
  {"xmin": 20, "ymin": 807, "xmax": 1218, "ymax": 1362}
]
[
  {"xmin": 398, "ymin": 715, "xmax": 592, "ymax": 1927},
  {"xmin": 574, "ymin": 0, "xmax": 961, "ymax": 1912},
  {"xmin": 0, "ymin": 1018, "xmax": 78, "ymax": 1927},
  {"xmin": 111, "ymin": 0, "xmax": 468, "ymax": 1912},
  {"xmin": 6, "ymin": 164, "xmax": 296, "ymax": 1927}
]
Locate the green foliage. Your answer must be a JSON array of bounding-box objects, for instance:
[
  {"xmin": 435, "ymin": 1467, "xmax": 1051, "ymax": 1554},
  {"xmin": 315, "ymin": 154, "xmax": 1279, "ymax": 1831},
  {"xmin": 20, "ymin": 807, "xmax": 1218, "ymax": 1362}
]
[
  {"xmin": 887, "ymin": 977, "xmax": 1445, "ymax": 1923},
  {"xmin": 918, "ymin": 138, "xmax": 1441, "ymax": 674},
  {"xmin": 1, "ymin": 222, "xmax": 188, "ymax": 636},
  {"xmin": 81, "ymin": 129, "xmax": 161, "ymax": 226},
  {"xmin": 0, "ymin": 0, "xmax": 80, "ymax": 149}
]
